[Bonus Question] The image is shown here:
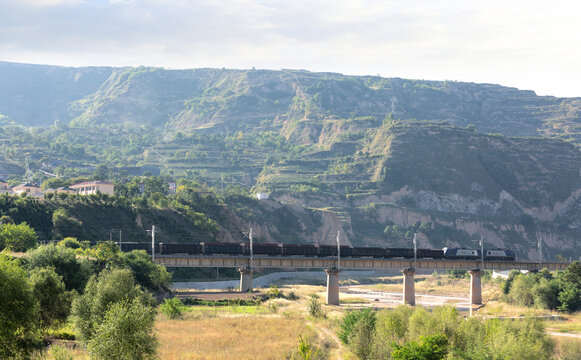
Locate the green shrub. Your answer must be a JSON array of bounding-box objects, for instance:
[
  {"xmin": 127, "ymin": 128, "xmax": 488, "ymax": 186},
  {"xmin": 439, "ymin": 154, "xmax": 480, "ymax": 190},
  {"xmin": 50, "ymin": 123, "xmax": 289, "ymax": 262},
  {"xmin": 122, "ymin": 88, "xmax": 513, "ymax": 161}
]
[
  {"xmin": 286, "ymin": 334, "xmax": 328, "ymax": 360},
  {"xmin": 307, "ymin": 295, "xmax": 325, "ymax": 319},
  {"xmin": 160, "ymin": 297, "xmax": 187, "ymax": 319},
  {"xmin": 57, "ymin": 237, "xmax": 81, "ymax": 249},
  {"xmin": 286, "ymin": 291, "xmax": 299, "ymax": 300},
  {"xmin": 391, "ymin": 334, "xmax": 448, "ymax": 360},
  {"xmin": 267, "ymin": 285, "xmax": 283, "ymax": 299},
  {"xmin": 348, "ymin": 306, "xmax": 556, "ymax": 360},
  {"xmin": 338, "ymin": 308, "xmax": 376, "ymax": 345}
]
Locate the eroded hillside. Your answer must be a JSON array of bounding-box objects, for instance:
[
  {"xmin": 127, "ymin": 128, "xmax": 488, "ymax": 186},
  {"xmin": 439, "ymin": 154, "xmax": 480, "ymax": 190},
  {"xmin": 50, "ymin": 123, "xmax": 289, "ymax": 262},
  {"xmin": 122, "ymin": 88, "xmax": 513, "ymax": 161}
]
[{"xmin": 0, "ymin": 62, "xmax": 579, "ymax": 260}]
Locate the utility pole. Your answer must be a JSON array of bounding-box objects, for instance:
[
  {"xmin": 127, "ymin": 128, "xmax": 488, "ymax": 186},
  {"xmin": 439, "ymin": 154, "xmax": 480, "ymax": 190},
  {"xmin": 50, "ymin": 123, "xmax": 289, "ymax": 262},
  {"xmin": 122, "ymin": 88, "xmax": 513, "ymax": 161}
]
[
  {"xmin": 337, "ymin": 231, "xmax": 341, "ymax": 271},
  {"xmin": 413, "ymin": 233, "xmax": 417, "ymax": 270},
  {"xmin": 249, "ymin": 227, "xmax": 253, "ymax": 271},
  {"xmin": 479, "ymin": 236, "xmax": 484, "ymax": 271},
  {"xmin": 110, "ymin": 229, "xmax": 113, "ymax": 243},
  {"xmin": 151, "ymin": 225, "xmax": 156, "ymax": 262},
  {"xmin": 119, "ymin": 229, "xmax": 122, "ymax": 252},
  {"xmin": 538, "ymin": 237, "xmax": 542, "ymax": 268}
]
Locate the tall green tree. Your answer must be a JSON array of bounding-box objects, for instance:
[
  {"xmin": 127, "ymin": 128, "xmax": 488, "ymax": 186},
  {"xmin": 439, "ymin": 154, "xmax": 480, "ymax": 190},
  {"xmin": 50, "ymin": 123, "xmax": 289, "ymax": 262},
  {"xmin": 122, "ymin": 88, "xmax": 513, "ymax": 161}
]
[
  {"xmin": 117, "ymin": 250, "xmax": 171, "ymax": 291},
  {"xmin": 72, "ymin": 268, "xmax": 154, "ymax": 344},
  {"xmin": 29, "ymin": 267, "xmax": 72, "ymax": 330},
  {"xmin": 0, "ymin": 222, "xmax": 38, "ymax": 252},
  {"xmin": 27, "ymin": 244, "xmax": 94, "ymax": 292},
  {"xmin": 87, "ymin": 299, "xmax": 158, "ymax": 360},
  {"xmin": 0, "ymin": 254, "xmax": 39, "ymax": 359}
]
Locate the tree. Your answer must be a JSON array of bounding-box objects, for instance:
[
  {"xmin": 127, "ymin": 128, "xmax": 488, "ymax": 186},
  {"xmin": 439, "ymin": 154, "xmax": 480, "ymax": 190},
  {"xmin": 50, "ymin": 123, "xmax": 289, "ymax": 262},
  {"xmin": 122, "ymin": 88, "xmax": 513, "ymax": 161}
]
[
  {"xmin": 29, "ymin": 267, "xmax": 72, "ymax": 330},
  {"xmin": 87, "ymin": 299, "xmax": 158, "ymax": 360},
  {"xmin": 0, "ymin": 254, "xmax": 39, "ymax": 359},
  {"xmin": 27, "ymin": 244, "xmax": 94, "ymax": 292},
  {"xmin": 0, "ymin": 222, "xmax": 38, "ymax": 252},
  {"xmin": 338, "ymin": 308, "xmax": 376, "ymax": 344},
  {"xmin": 51, "ymin": 208, "xmax": 83, "ymax": 239},
  {"xmin": 144, "ymin": 176, "xmax": 168, "ymax": 197},
  {"xmin": 92, "ymin": 164, "xmax": 110, "ymax": 181},
  {"xmin": 372, "ymin": 305, "xmax": 414, "ymax": 358},
  {"xmin": 117, "ymin": 250, "xmax": 171, "ymax": 291},
  {"xmin": 72, "ymin": 268, "xmax": 154, "ymax": 343},
  {"xmin": 41, "ymin": 177, "xmax": 68, "ymax": 191},
  {"xmin": 348, "ymin": 311, "xmax": 376, "ymax": 360}
]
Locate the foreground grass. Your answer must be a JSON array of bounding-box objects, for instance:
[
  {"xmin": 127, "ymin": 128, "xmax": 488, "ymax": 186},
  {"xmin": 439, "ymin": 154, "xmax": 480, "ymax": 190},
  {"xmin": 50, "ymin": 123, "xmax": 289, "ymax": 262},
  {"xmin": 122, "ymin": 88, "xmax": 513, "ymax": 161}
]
[
  {"xmin": 156, "ymin": 313, "xmax": 310, "ymax": 360},
  {"xmin": 40, "ymin": 278, "xmax": 581, "ymax": 359},
  {"xmin": 547, "ymin": 312, "xmax": 581, "ymax": 333}
]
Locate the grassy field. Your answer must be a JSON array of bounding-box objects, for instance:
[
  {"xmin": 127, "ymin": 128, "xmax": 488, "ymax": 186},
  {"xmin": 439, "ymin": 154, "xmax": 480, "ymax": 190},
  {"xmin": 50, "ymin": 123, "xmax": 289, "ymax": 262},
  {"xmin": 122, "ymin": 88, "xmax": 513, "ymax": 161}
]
[
  {"xmin": 156, "ymin": 315, "xmax": 310, "ymax": 360},
  {"xmin": 40, "ymin": 275, "xmax": 581, "ymax": 360}
]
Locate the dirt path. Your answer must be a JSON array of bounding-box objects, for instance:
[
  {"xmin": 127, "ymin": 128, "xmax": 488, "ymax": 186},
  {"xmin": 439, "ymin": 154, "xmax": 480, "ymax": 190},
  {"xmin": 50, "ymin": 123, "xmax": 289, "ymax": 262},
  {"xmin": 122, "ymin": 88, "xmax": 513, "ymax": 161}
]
[
  {"xmin": 308, "ymin": 321, "xmax": 345, "ymax": 360},
  {"xmin": 548, "ymin": 332, "xmax": 581, "ymax": 339}
]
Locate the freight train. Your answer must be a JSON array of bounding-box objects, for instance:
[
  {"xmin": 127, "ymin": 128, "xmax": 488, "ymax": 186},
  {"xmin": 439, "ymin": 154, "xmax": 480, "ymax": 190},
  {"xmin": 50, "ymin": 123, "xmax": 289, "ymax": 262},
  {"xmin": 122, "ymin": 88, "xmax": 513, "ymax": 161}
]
[{"xmin": 120, "ymin": 242, "xmax": 515, "ymax": 261}]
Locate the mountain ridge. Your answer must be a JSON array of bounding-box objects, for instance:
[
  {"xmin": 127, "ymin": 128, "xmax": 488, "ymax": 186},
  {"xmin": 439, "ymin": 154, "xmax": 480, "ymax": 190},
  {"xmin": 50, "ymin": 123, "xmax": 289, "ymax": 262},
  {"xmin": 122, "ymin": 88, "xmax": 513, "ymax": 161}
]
[{"xmin": 0, "ymin": 61, "xmax": 579, "ymax": 260}]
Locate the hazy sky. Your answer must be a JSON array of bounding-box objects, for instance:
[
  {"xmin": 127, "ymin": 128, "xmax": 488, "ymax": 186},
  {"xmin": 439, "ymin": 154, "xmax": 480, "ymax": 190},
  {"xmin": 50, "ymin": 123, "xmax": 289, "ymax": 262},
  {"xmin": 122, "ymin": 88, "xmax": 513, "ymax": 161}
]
[{"xmin": 1, "ymin": 0, "xmax": 580, "ymax": 97}]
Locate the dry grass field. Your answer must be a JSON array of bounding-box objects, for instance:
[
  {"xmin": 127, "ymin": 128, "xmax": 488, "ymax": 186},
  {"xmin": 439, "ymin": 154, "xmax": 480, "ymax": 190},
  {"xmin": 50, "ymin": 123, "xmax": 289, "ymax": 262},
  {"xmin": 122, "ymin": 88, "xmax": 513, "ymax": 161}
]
[
  {"xmin": 39, "ymin": 274, "xmax": 581, "ymax": 359},
  {"xmin": 156, "ymin": 315, "xmax": 310, "ymax": 360}
]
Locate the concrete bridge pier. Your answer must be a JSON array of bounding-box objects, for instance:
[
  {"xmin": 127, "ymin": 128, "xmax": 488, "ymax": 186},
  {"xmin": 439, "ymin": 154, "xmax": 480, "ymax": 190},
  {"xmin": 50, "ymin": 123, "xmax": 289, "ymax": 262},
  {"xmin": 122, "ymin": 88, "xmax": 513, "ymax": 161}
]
[
  {"xmin": 238, "ymin": 267, "xmax": 253, "ymax": 292},
  {"xmin": 401, "ymin": 268, "xmax": 416, "ymax": 306},
  {"xmin": 325, "ymin": 268, "xmax": 340, "ymax": 305},
  {"xmin": 469, "ymin": 269, "xmax": 482, "ymax": 305}
]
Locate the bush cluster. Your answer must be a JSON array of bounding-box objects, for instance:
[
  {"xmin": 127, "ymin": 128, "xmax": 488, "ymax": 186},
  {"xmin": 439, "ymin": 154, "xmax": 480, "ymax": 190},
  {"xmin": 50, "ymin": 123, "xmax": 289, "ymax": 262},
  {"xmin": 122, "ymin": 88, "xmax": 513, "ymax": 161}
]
[
  {"xmin": 338, "ymin": 305, "xmax": 555, "ymax": 360},
  {"xmin": 503, "ymin": 262, "xmax": 581, "ymax": 312},
  {"xmin": 1, "ymin": 233, "xmax": 169, "ymax": 359}
]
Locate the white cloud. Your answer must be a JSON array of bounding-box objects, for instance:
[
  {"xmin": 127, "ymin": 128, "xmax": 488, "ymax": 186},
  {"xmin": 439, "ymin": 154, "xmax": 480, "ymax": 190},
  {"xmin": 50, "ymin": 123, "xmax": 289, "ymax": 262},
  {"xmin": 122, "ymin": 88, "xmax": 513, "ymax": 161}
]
[{"xmin": 0, "ymin": 0, "xmax": 580, "ymax": 96}]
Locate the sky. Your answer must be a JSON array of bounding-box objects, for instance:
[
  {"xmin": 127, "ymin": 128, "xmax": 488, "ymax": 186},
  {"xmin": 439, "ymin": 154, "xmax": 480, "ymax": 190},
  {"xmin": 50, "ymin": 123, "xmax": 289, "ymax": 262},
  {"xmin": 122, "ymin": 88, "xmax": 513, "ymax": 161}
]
[{"xmin": 1, "ymin": 0, "xmax": 580, "ymax": 97}]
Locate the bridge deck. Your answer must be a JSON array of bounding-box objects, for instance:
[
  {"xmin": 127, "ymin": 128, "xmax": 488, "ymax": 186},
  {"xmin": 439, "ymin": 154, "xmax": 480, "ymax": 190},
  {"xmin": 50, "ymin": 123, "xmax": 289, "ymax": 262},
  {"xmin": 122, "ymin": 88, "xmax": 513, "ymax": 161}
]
[{"xmin": 154, "ymin": 255, "xmax": 569, "ymax": 271}]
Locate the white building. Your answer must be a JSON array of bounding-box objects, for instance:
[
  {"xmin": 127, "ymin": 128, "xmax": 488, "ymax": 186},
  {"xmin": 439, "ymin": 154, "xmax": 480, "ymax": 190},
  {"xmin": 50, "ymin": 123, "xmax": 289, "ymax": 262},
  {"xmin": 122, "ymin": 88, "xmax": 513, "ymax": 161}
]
[
  {"xmin": 256, "ymin": 193, "xmax": 269, "ymax": 200},
  {"xmin": 70, "ymin": 181, "xmax": 115, "ymax": 196}
]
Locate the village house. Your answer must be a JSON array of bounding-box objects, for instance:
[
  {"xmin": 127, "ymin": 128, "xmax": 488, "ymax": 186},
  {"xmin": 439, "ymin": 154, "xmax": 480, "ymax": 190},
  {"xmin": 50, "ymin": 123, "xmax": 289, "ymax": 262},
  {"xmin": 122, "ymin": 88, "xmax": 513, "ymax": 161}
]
[
  {"xmin": 0, "ymin": 179, "xmax": 10, "ymax": 194},
  {"xmin": 11, "ymin": 183, "xmax": 43, "ymax": 197},
  {"xmin": 69, "ymin": 181, "xmax": 115, "ymax": 196},
  {"xmin": 256, "ymin": 193, "xmax": 269, "ymax": 200}
]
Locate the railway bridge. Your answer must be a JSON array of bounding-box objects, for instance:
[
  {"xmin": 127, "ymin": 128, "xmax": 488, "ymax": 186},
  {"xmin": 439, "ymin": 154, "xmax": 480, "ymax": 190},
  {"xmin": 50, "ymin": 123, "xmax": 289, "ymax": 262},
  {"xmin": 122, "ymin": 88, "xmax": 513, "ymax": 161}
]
[{"xmin": 154, "ymin": 255, "xmax": 571, "ymax": 306}]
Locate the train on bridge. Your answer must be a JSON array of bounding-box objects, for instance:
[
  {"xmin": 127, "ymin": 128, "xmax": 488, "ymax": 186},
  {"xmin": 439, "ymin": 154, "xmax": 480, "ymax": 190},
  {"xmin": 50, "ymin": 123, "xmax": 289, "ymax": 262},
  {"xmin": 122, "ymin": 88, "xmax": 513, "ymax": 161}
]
[{"xmin": 120, "ymin": 242, "xmax": 516, "ymax": 261}]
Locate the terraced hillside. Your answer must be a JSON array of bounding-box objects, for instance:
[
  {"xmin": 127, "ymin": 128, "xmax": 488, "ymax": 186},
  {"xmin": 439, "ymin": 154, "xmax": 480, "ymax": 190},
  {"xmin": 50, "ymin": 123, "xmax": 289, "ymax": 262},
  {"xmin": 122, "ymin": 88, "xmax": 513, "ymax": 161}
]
[{"xmin": 0, "ymin": 62, "xmax": 580, "ymax": 260}]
